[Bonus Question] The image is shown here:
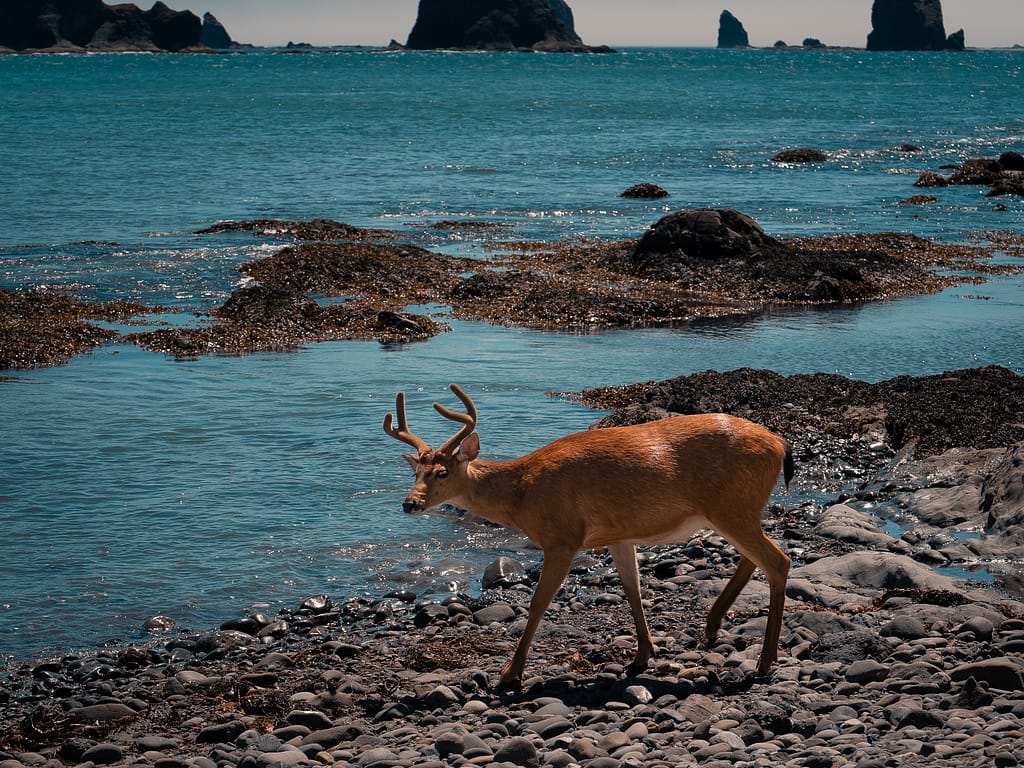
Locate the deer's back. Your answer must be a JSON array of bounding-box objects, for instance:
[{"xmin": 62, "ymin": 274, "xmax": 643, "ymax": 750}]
[{"xmin": 510, "ymin": 413, "xmax": 786, "ymax": 547}]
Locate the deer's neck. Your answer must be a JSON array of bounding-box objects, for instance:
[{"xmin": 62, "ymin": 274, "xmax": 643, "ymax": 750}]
[{"xmin": 450, "ymin": 459, "xmax": 523, "ymax": 528}]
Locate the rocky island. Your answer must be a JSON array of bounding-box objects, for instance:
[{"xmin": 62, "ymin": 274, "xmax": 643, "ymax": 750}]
[
  {"xmin": 0, "ymin": 0, "xmax": 234, "ymax": 53},
  {"xmin": 866, "ymin": 0, "xmax": 965, "ymax": 51},
  {"xmin": 404, "ymin": 0, "xmax": 612, "ymax": 53}
]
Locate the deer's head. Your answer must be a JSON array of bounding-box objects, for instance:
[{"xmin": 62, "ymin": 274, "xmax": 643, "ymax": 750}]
[{"xmin": 384, "ymin": 383, "xmax": 479, "ymax": 514}]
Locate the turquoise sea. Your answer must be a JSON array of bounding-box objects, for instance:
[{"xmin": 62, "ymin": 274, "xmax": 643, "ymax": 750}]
[{"xmin": 1, "ymin": 48, "xmax": 1022, "ymax": 666}]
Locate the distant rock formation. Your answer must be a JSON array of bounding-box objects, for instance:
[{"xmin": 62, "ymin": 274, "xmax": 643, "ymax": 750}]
[
  {"xmin": 717, "ymin": 10, "xmax": 749, "ymax": 48},
  {"xmin": 200, "ymin": 11, "xmax": 234, "ymax": 49},
  {"xmin": 1, "ymin": 0, "xmax": 209, "ymax": 52},
  {"xmin": 866, "ymin": 0, "xmax": 965, "ymax": 51},
  {"xmin": 405, "ymin": 0, "xmax": 611, "ymax": 52}
]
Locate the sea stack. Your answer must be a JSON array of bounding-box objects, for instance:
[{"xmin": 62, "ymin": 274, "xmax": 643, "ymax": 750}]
[
  {"xmin": 866, "ymin": 0, "xmax": 965, "ymax": 51},
  {"xmin": 405, "ymin": 0, "xmax": 611, "ymax": 52},
  {"xmin": 717, "ymin": 10, "xmax": 750, "ymax": 48}
]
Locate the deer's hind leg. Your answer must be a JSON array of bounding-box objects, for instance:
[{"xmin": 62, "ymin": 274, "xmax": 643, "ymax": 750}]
[
  {"xmin": 608, "ymin": 542, "xmax": 655, "ymax": 675},
  {"xmin": 708, "ymin": 529, "xmax": 790, "ymax": 674}
]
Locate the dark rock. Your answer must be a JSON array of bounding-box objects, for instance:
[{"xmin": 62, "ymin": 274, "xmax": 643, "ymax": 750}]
[
  {"xmin": 949, "ymin": 658, "xmax": 1024, "ymax": 691},
  {"xmin": 982, "ymin": 444, "xmax": 1024, "ymax": 539},
  {"xmin": 803, "ymin": 38, "xmax": 826, "ymax": 48},
  {"xmin": 913, "ymin": 171, "xmax": 948, "ymax": 187},
  {"xmin": 196, "ymin": 720, "xmax": 247, "ymax": 744},
  {"xmin": 473, "ymin": 602, "xmax": 517, "ymax": 624},
  {"xmin": 200, "ymin": 11, "xmax": 234, "ymax": 49},
  {"xmin": 80, "ymin": 743, "xmax": 123, "ymax": 765},
  {"xmin": 493, "ymin": 736, "xmax": 540, "ymax": 766},
  {"xmin": 772, "ymin": 148, "xmax": 828, "ymax": 163},
  {"xmin": 949, "ymin": 157, "xmax": 1002, "ymax": 185},
  {"xmin": 881, "ymin": 614, "xmax": 929, "ymax": 639},
  {"xmin": 70, "ymin": 702, "xmax": 137, "ymax": 722},
  {"xmin": 482, "ymin": 556, "xmax": 529, "ymax": 589},
  {"xmin": 630, "ymin": 208, "xmax": 783, "ymax": 273},
  {"xmin": 987, "ymin": 172, "xmax": 1024, "ymax": 197},
  {"xmin": 998, "ymin": 151, "xmax": 1024, "ymax": 171},
  {"xmin": 620, "ymin": 183, "xmax": 669, "ymax": 199},
  {"xmin": 946, "ymin": 27, "xmax": 965, "ymax": 50},
  {"xmin": 717, "ymin": 10, "xmax": 749, "ymax": 48},
  {"xmin": 405, "ymin": 0, "xmax": 609, "ymax": 52},
  {"xmin": 845, "ymin": 658, "xmax": 890, "ymax": 683},
  {"xmin": 866, "ymin": 0, "xmax": 954, "ymax": 51}
]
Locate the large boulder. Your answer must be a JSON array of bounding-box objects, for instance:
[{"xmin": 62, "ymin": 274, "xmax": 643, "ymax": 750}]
[
  {"xmin": 1, "ymin": 0, "xmax": 202, "ymax": 51},
  {"xmin": 717, "ymin": 10, "xmax": 749, "ymax": 48},
  {"xmin": 405, "ymin": 0, "xmax": 608, "ymax": 52},
  {"xmin": 866, "ymin": 0, "xmax": 958, "ymax": 51},
  {"xmin": 629, "ymin": 208, "xmax": 783, "ymax": 276}
]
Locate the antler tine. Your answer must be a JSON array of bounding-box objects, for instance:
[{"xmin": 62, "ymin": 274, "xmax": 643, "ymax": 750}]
[
  {"xmin": 383, "ymin": 391, "xmax": 430, "ymax": 454},
  {"xmin": 435, "ymin": 383, "xmax": 478, "ymax": 455}
]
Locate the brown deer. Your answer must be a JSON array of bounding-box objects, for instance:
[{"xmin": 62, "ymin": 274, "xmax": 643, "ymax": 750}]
[{"xmin": 384, "ymin": 383, "xmax": 794, "ymax": 690}]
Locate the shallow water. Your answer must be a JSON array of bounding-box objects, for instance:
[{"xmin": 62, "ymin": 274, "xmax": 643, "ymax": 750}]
[{"xmin": 1, "ymin": 48, "xmax": 1023, "ymax": 666}]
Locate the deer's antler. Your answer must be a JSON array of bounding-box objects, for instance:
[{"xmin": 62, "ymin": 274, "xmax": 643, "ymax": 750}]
[
  {"xmin": 383, "ymin": 391, "xmax": 430, "ymax": 454},
  {"xmin": 435, "ymin": 383, "xmax": 477, "ymax": 456}
]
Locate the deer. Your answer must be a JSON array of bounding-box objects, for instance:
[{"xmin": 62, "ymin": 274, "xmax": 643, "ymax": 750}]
[{"xmin": 384, "ymin": 383, "xmax": 794, "ymax": 691}]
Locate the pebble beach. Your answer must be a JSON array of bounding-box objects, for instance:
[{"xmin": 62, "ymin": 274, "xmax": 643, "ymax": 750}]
[{"xmin": 3, "ymin": 367, "xmax": 1023, "ymax": 768}]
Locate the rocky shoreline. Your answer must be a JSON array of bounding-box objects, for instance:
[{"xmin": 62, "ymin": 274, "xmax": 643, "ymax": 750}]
[
  {"xmin": 3, "ymin": 202, "xmax": 1023, "ymax": 370},
  {"xmin": 3, "ymin": 366, "xmax": 1023, "ymax": 768}
]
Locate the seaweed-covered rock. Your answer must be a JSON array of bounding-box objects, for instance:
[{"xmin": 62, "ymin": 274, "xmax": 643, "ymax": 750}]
[
  {"xmin": 631, "ymin": 208, "xmax": 783, "ymax": 268},
  {"xmin": 619, "ymin": 182, "xmax": 669, "ymax": 199},
  {"xmin": 771, "ymin": 148, "xmax": 827, "ymax": 163}
]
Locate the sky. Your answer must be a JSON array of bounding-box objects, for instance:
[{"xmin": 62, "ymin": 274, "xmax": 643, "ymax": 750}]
[{"xmin": 196, "ymin": 1, "xmax": 1022, "ymax": 49}]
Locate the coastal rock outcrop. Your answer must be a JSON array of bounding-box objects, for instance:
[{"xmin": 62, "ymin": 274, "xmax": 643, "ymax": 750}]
[
  {"xmin": 716, "ymin": 10, "xmax": 750, "ymax": 48},
  {"xmin": 199, "ymin": 11, "xmax": 234, "ymax": 49},
  {"xmin": 866, "ymin": 0, "xmax": 964, "ymax": 51},
  {"xmin": 405, "ymin": 0, "xmax": 610, "ymax": 52},
  {"xmin": 1, "ymin": 0, "xmax": 208, "ymax": 52}
]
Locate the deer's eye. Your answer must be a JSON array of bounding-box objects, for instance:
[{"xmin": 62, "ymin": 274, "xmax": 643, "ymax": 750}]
[{"xmin": 435, "ymin": 468, "xmax": 449, "ymax": 479}]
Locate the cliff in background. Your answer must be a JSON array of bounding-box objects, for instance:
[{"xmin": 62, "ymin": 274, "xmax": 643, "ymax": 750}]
[
  {"xmin": 0, "ymin": 0, "xmax": 228, "ymax": 52},
  {"xmin": 405, "ymin": 0, "xmax": 611, "ymax": 52}
]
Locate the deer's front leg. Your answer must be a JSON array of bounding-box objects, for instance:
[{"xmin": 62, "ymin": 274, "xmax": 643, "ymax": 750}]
[
  {"xmin": 607, "ymin": 542, "xmax": 654, "ymax": 675},
  {"xmin": 499, "ymin": 547, "xmax": 575, "ymax": 691}
]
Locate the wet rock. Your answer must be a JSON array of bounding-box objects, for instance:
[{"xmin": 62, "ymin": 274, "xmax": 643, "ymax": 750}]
[
  {"xmin": 630, "ymin": 208, "xmax": 784, "ymax": 275},
  {"xmin": 913, "ymin": 171, "xmax": 948, "ymax": 187},
  {"xmin": 949, "ymin": 659, "xmax": 1024, "ymax": 691},
  {"xmin": 482, "ymin": 556, "xmax": 529, "ymax": 589},
  {"xmin": 620, "ymin": 182, "xmax": 669, "ymax": 199},
  {"xmin": 771, "ymin": 148, "xmax": 827, "ymax": 163}
]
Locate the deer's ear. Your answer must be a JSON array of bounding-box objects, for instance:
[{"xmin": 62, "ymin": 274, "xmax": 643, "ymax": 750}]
[
  {"xmin": 458, "ymin": 432, "xmax": 480, "ymax": 462},
  {"xmin": 403, "ymin": 453, "xmax": 419, "ymax": 471}
]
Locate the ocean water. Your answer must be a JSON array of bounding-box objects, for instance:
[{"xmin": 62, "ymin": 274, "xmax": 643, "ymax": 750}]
[{"xmin": 1, "ymin": 48, "xmax": 1023, "ymax": 667}]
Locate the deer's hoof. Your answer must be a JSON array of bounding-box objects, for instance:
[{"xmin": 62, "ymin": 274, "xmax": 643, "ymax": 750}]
[{"xmin": 497, "ymin": 674, "xmax": 522, "ymax": 693}]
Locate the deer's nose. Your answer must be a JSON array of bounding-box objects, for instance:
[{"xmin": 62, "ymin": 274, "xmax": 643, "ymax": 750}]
[{"xmin": 403, "ymin": 499, "xmax": 421, "ymax": 514}]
